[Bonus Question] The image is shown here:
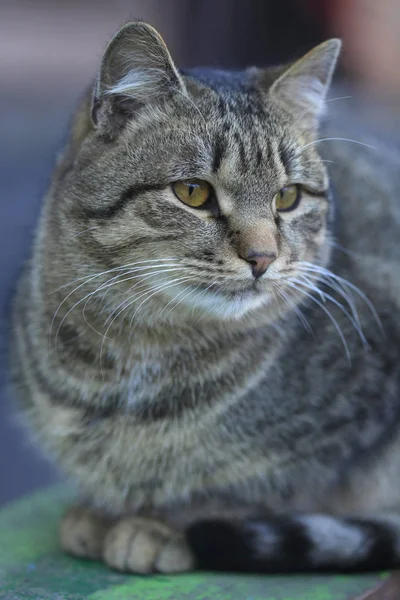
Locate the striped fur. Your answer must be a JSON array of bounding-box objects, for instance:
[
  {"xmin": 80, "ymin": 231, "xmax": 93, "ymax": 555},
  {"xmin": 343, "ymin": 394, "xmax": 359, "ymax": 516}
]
[
  {"xmin": 11, "ymin": 21, "xmax": 400, "ymax": 574},
  {"xmin": 187, "ymin": 514, "xmax": 400, "ymax": 573}
]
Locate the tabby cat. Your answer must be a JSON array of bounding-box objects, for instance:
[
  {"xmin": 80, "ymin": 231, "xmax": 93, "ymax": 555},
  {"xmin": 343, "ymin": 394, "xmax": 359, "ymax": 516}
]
[{"xmin": 11, "ymin": 21, "xmax": 400, "ymax": 574}]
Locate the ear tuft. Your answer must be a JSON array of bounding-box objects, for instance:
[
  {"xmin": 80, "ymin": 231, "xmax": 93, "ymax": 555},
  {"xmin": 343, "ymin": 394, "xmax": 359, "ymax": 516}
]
[
  {"xmin": 92, "ymin": 21, "xmax": 186, "ymax": 136},
  {"xmin": 268, "ymin": 39, "xmax": 341, "ymax": 129}
]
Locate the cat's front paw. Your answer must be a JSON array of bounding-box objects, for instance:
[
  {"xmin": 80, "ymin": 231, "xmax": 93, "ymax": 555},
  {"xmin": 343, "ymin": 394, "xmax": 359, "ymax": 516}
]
[
  {"xmin": 103, "ymin": 516, "xmax": 195, "ymax": 574},
  {"xmin": 60, "ymin": 505, "xmax": 111, "ymax": 560}
]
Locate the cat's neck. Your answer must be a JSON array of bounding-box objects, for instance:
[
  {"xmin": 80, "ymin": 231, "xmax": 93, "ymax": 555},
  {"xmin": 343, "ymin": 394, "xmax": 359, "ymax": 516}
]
[{"xmin": 76, "ymin": 299, "xmax": 287, "ymax": 366}]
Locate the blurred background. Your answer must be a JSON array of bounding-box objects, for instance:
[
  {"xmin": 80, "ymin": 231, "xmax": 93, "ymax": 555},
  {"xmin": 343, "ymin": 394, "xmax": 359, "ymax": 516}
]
[{"xmin": 1, "ymin": 0, "xmax": 399, "ymax": 505}]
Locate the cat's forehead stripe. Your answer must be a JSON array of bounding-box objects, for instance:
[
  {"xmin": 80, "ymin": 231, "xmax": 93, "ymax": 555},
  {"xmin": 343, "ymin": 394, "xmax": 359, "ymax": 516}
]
[{"xmin": 212, "ymin": 134, "xmax": 225, "ymax": 174}]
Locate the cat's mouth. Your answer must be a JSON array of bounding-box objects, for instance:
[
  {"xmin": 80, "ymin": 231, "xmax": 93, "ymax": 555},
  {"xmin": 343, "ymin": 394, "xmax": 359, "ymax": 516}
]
[{"xmin": 188, "ymin": 278, "xmax": 265, "ymax": 298}]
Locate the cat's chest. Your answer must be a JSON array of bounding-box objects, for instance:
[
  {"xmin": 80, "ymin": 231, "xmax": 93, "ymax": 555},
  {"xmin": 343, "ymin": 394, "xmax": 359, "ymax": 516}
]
[
  {"xmin": 118, "ymin": 330, "xmax": 281, "ymax": 414},
  {"xmin": 87, "ymin": 309, "xmax": 400, "ymax": 514}
]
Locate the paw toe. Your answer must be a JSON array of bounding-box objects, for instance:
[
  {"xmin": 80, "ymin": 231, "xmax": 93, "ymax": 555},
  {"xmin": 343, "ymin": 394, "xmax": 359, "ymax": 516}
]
[
  {"xmin": 155, "ymin": 537, "xmax": 195, "ymax": 573},
  {"xmin": 60, "ymin": 505, "xmax": 110, "ymax": 559},
  {"xmin": 103, "ymin": 517, "xmax": 194, "ymax": 574}
]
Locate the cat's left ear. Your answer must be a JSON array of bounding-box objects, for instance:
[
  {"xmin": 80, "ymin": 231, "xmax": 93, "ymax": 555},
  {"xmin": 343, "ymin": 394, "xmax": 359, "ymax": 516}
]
[
  {"xmin": 268, "ymin": 39, "xmax": 341, "ymax": 129},
  {"xmin": 92, "ymin": 21, "xmax": 186, "ymax": 137}
]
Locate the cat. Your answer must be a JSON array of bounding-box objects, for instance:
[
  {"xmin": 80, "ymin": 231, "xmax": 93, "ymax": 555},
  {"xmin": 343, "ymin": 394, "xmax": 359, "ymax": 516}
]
[{"xmin": 11, "ymin": 20, "xmax": 400, "ymax": 575}]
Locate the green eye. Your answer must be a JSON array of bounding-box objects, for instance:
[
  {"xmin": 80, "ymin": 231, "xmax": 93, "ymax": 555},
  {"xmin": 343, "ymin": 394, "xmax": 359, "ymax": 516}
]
[
  {"xmin": 172, "ymin": 179, "xmax": 212, "ymax": 208},
  {"xmin": 275, "ymin": 184, "xmax": 300, "ymax": 211}
]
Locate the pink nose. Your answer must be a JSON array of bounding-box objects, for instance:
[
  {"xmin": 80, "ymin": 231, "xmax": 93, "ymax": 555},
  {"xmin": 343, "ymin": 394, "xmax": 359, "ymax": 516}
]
[{"xmin": 241, "ymin": 252, "xmax": 277, "ymax": 279}]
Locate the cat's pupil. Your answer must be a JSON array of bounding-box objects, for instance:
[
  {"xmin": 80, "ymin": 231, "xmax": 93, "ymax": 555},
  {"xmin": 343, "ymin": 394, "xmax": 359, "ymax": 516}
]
[{"xmin": 188, "ymin": 185, "xmax": 195, "ymax": 196}]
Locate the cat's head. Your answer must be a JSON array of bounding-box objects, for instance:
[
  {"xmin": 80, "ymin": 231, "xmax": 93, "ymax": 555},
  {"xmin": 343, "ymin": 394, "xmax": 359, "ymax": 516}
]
[{"xmin": 55, "ymin": 21, "xmax": 340, "ymax": 326}]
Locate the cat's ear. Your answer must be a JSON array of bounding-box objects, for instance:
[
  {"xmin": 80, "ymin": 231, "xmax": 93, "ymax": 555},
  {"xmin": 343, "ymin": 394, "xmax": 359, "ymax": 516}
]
[
  {"xmin": 92, "ymin": 21, "xmax": 186, "ymax": 136},
  {"xmin": 268, "ymin": 39, "xmax": 341, "ymax": 129}
]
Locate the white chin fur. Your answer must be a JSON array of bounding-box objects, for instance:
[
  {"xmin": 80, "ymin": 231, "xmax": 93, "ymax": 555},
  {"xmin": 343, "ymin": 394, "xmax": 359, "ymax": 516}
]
[{"xmin": 162, "ymin": 283, "xmax": 272, "ymax": 321}]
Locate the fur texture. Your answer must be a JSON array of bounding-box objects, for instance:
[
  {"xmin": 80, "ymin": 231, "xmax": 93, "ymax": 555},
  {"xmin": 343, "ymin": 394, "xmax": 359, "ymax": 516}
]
[{"xmin": 11, "ymin": 21, "xmax": 400, "ymax": 573}]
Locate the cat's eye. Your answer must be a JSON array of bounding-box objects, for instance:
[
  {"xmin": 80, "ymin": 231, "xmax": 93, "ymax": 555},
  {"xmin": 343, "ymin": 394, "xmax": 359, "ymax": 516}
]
[
  {"xmin": 275, "ymin": 184, "xmax": 301, "ymax": 212},
  {"xmin": 172, "ymin": 179, "xmax": 212, "ymax": 208}
]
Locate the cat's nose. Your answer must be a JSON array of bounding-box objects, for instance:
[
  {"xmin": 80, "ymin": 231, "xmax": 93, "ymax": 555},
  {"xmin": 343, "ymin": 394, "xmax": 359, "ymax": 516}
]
[{"xmin": 241, "ymin": 252, "xmax": 277, "ymax": 279}]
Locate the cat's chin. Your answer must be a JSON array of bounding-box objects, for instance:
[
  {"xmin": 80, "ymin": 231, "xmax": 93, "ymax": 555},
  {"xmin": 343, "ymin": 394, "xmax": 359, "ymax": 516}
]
[{"xmin": 170, "ymin": 284, "xmax": 275, "ymax": 322}]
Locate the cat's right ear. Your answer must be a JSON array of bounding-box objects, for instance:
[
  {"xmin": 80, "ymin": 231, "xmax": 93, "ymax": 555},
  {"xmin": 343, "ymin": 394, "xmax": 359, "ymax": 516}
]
[{"xmin": 92, "ymin": 21, "xmax": 186, "ymax": 137}]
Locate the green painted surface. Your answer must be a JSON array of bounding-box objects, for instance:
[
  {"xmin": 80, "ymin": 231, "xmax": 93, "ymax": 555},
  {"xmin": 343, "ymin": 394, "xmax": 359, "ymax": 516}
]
[{"xmin": 0, "ymin": 486, "xmax": 389, "ymax": 599}]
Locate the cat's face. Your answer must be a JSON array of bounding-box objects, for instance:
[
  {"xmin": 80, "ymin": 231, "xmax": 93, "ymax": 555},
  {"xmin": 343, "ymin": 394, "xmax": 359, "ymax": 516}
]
[{"xmin": 57, "ymin": 23, "xmax": 339, "ymax": 325}]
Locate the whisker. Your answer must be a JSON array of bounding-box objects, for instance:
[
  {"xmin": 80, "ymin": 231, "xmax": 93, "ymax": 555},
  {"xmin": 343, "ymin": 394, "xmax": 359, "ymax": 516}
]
[
  {"xmin": 293, "ymin": 274, "xmax": 326, "ymax": 304},
  {"xmin": 329, "ymin": 240, "xmax": 359, "ymax": 259},
  {"xmin": 175, "ymin": 88, "xmax": 211, "ymax": 142},
  {"xmin": 301, "ymin": 137, "xmax": 375, "ymax": 152},
  {"xmin": 52, "ymin": 258, "xmax": 182, "ymax": 293},
  {"xmin": 50, "ymin": 276, "xmax": 106, "ymax": 345},
  {"xmin": 82, "ymin": 266, "xmax": 187, "ymax": 333},
  {"xmin": 325, "ymin": 95, "xmax": 353, "ymax": 103},
  {"xmin": 159, "ymin": 283, "xmax": 201, "ymax": 321},
  {"xmin": 275, "ymin": 286, "xmax": 313, "ymax": 334},
  {"xmin": 298, "ymin": 262, "xmax": 384, "ymax": 336},
  {"xmin": 102, "ymin": 276, "xmax": 192, "ymax": 337},
  {"xmin": 292, "ymin": 276, "xmax": 368, "ymax": 347},
  {"xmin": 128, "ymin": 277, "xmax": 193, "ymax": 326},
  {"xmin": 191, "ymin": 282, "xmax": 218, "ymax": 325},
  {"xmin": 298, "ymin": 271, "xmax": 362, "ymax": 329},
  {"xmin": 286, "ymin": 280, "xmax": 351, "ymax": 363},
  {"xmin": 52, "ymin": 267, "xmax": 186, "ymax": 346},
  {"xmin": 307, "ymin": 159, "xmax": 337, "ymax": 165},
  {"xmin": 99, "ymin": 276, "xmax": 192, "ymax": 375},
  {"xmin": 268, "ymin": 287, "xmax": 290, "ymax": 339},
  {"xmin": 65, "ymin": 227, "xmax": 98, "ymax": 243},
  {"xmin": 97, "ymin": 267, "xmax": 188, "ymax": 326},
  {"xmin": 290, "ymin": 95, "xmax": 353, "ymax": 131},
  {"xmin": 50, "ymin": 261, "xmax": 182, "ymax": 340}
]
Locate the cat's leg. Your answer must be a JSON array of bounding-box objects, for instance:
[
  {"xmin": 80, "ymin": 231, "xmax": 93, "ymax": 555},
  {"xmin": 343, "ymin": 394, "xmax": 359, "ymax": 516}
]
[
  {"xmin": 103, "ymin": 516, "xmax": 195, "ymax": 574},
  {"xmin": 60, "ymin": 505, "xmax": 112, "ymax": 560}
]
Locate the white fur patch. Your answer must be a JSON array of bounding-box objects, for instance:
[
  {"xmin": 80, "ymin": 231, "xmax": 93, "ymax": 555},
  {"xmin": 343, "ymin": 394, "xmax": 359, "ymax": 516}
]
[
  {"xmin": 298, "ymin": 515, "xmax": 369, "ymax": 565},
  {"xmin": 246, "ymin": 522, "xmax": 280, "ymax": 558},
  {"xmin": 105, "ymin": 68, "xmax": 168, "ymax": 100}
]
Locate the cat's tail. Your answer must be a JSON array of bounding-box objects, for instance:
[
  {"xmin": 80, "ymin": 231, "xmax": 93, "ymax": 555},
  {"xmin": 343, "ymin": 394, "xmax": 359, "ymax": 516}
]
[{"xmin": 185, "ymin": 514, "xmax": 400, "ymax": 573}]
